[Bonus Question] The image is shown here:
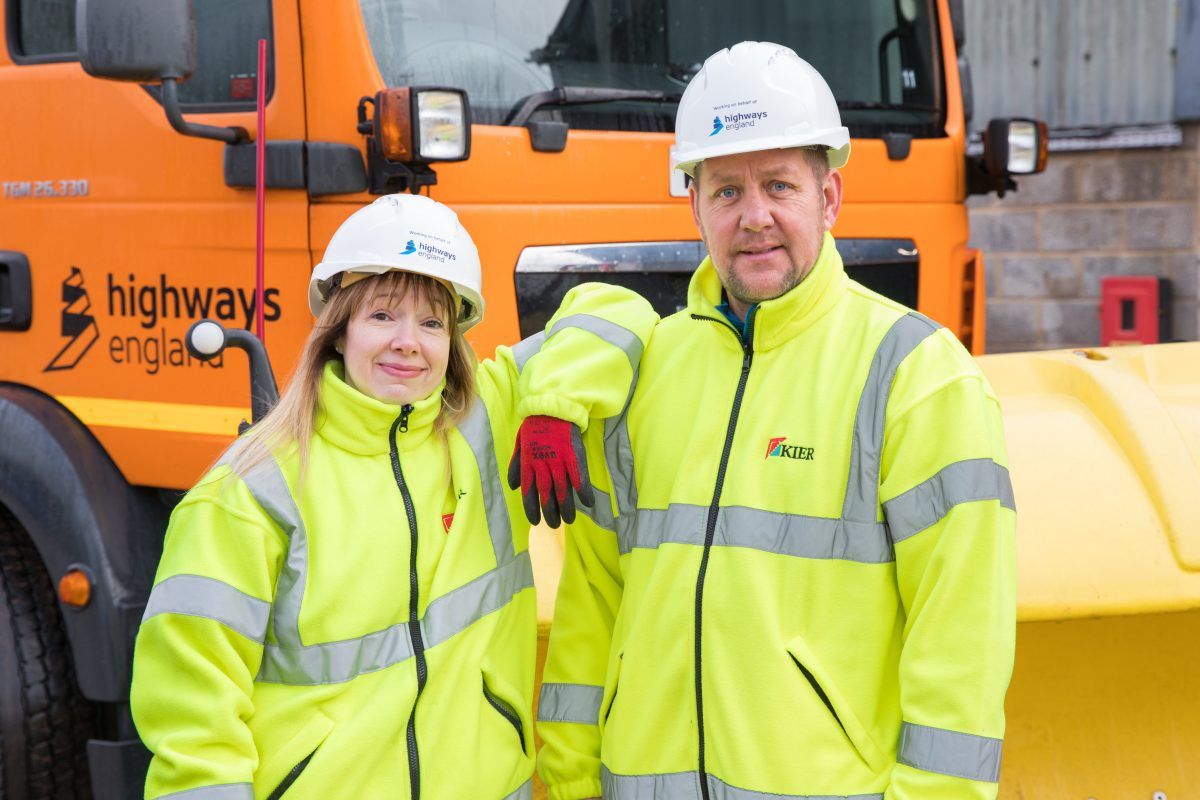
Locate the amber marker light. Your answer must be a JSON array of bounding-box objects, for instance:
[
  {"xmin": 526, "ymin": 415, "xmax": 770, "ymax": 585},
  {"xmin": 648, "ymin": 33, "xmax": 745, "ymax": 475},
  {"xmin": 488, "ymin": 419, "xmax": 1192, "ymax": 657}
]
[
  {"xmin": 1034, "ymin": 120, "xmax": 1050, "ymax": 173},
  {"xmin": 58, "ymin": 568, "xmax": 92, "ymax": 609},
  {"xmin": 378, "ymin": 87, "xmax": 415, "ymax": 162}
]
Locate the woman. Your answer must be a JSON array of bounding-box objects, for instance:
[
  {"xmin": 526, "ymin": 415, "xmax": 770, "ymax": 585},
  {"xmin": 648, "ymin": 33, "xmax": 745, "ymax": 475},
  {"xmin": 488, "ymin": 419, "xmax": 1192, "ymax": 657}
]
[{"xmin": 130, "ymin": 194, "xmax": 654, "ymax": 799}]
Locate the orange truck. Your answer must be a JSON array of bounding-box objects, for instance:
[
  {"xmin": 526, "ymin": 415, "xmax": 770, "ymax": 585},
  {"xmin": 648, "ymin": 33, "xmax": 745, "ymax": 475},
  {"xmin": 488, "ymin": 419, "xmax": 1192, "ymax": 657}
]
[{"xmin": 0, "ymin": 0, "xmax": 1057, "ymax": 797}]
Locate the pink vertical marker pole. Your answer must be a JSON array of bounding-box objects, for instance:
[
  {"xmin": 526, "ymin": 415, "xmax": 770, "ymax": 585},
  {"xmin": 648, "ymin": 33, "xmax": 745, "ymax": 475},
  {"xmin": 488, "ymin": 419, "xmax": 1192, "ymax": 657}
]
[{"xmin": 254, "ymin": 38, "xmax": 268, "ymax": 342}]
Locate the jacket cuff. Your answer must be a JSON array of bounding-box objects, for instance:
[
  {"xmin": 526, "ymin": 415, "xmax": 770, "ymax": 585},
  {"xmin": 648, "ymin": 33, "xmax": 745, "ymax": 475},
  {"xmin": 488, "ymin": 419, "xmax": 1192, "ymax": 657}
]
[
  {"xmin": 547, "ymin": 776, "xmax": 603, "ymax": 800},
  {"xmin": 517, "ymin": 396, "xmax": 589, "ymax": 431}
]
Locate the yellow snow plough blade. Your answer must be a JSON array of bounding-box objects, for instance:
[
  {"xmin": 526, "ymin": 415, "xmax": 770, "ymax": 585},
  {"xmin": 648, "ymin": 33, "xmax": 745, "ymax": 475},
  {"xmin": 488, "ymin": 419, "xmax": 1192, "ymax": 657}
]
[
  {"xmin": 979, "ymin": 342, "xmax": 1200, "ymax": 798},
  {"xmin": 530, "ymin": 341, "xmax": 1200, "ymax": 798}
]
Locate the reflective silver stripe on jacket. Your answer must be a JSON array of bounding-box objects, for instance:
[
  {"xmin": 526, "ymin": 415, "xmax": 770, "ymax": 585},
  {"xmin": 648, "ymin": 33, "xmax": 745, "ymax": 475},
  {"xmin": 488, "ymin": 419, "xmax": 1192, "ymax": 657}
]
[
  {"xmin": 156, "ymin": 783, "xmax": 254, "ymax": 800},
  {"xmin": 884, "ymin": 458, "xmax": 1016, "ymax": 544},
  {"xmin": 578, "ymin": 484, "xmax": 617, "ymax": 533},
  {"xmin": 143, "ymin": 574, "xmax": 270, "ymax": 644},
  {"xmin": 458, "ymin": 397, "xmax": 516, "ymax": 567},
  {"xmin": 257, "ymin": 550, "xmax": 533, "ymax": 686},
  {"xmin": 537, "ymin": 682, "xmax": 604, "ymax": 724},
  {"xmin": 620, "ymin": 504, "xmax": 893, "ymax": 564},
  {"xmin": 897, "ymin": 721, "xmax": 1003, "ymax": 782},
  {"xmin": 258, "ymin": 616, "xmax": 411, "ymax": 685},
  {"xmin": 551, "ymin": 313, "xmax": 645, "ymax": 372},
  {"xmin": 842, "ymin": 312, "xmax": 941, "ymax": 524},
  {"xmin": 512, "ymin": 330, "xmax": 546, "ymax": 373},
  {"xmin": 513, "ymin": 313, "xmax": 645, "ymax": 374},
  {"xmin": 421, "ymin": 552, "xmax": 533, "ymax": 648},
  {"xmin": 502, "ymin": 779, "xmax": 533, "ymax": 800},
  {"xmin": 605, "ymin": 376, "xmax": 640, "ymax": 531},
  {"xmin": 220, "ymin": 441, "xmax": 307, "ymax": 651},
  {"xmin": 600, "ymin": 767, "xmax": 884, "ymax": 800}
]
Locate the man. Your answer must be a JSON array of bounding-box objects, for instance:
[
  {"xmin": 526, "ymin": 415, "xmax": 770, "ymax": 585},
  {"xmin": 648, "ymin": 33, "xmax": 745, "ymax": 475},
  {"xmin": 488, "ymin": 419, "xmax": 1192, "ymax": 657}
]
[{"xmin": 531, "ymin": 42, "xmax": 1016, "ymax": 800}]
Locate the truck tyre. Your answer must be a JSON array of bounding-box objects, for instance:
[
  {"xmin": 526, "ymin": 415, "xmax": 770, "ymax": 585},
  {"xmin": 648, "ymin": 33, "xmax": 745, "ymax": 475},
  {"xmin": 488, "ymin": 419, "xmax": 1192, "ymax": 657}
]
[{"xmin": 0, "ymin": 505, "xmax": 96, "ymax": 799}]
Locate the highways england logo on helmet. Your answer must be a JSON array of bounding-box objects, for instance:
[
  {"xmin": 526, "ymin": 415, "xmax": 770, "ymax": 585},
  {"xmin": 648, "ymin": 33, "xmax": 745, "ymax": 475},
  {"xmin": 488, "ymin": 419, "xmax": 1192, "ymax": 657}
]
[
  {"xmin": 399, "ymin": 230, "xmax": 459, "ymax": 264},
  {"xmin": 709, "ymin": 100, "xmax": 770, "ymax": 137}
]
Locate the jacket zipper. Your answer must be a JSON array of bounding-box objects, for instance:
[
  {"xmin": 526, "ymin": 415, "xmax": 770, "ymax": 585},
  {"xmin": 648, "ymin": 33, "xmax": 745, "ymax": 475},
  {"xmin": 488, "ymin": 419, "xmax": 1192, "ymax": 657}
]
[
  {"xmin": 265, "ymin": 750, "xmax": 316, "ymax": 800},
  {"xmin": 690, "ymin": 309, "xmax": 756, "ymax": 800},
  {"xmin": 389, "ymin": 404, "xmax": 428, "ymax": 800}
]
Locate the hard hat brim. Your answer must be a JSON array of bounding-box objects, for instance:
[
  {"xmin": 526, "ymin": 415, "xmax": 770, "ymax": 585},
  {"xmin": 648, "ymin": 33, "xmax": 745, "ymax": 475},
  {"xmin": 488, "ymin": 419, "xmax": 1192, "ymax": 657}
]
[
  {"xmin": 308, "ymin": 264, "xmax": 485, "ymax": 330},
  {"xmin": 672, "ymin": 132, "xmax": 851, "ymax": 177}
]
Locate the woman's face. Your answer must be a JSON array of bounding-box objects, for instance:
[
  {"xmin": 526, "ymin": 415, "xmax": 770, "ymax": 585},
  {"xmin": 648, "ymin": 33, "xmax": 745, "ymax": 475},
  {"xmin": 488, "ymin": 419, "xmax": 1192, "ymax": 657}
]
[{"xmin": 340, "ymin": 286, "xmax": 451, "ymax": 405}]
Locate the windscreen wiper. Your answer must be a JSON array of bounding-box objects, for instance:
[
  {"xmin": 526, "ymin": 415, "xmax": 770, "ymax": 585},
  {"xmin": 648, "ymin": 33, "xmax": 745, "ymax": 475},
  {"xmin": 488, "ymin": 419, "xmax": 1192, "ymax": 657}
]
[
  {"xmin": 838, "ymin": 101, "xmax": 940, "ymax": 112},
  {"xmin": 506, "ymin": 86, "xmax": 681, "ymax": 127}
]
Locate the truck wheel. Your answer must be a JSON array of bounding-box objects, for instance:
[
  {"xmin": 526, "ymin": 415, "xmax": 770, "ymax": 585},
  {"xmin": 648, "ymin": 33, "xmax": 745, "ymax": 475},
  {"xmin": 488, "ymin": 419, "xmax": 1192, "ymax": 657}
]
[{"xmin": 0, "ymin": 505, "xmax": 96, "ymax": 799}]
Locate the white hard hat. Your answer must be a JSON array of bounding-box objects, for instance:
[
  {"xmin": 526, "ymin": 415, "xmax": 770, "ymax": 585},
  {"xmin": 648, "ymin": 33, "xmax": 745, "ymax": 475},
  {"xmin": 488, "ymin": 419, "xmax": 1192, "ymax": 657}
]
[
  {"xmin": 308, "ymin": 194, "xmax": 485, "ymax": 330},
  {"xmin": 670, "ymin": 41, "xmax": 851, "ymax": 177}
]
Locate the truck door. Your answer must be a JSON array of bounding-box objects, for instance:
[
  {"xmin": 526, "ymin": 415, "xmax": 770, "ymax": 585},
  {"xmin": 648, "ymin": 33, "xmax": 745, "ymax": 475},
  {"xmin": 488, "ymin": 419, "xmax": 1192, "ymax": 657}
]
[{"xmin": 0, "ymin": 0, "xmax": 312, "ymax": 490}]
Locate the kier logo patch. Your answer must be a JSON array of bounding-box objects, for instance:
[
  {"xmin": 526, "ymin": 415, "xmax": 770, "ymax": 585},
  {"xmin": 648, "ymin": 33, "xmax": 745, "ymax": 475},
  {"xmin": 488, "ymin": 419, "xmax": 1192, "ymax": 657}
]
[
  {"xmin": 765, "ymin": 437, "xmax": 814, "ymax": 461},
  {"xmin": 442, "ymin": 513, "xmax": 454, "ymax": 533}
]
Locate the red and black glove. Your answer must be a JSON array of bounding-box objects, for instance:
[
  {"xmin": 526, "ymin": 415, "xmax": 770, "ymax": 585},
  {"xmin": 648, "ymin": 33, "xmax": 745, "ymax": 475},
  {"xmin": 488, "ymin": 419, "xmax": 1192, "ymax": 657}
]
[{"xmin": 507, "ymin": 415, "xmax": 595, "ymax": 528}]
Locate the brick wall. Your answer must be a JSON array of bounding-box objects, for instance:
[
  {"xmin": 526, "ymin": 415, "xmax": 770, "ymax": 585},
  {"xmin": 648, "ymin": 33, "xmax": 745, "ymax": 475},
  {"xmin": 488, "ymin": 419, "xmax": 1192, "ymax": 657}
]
[{"xmin": 969, "ymin": 123, "xmax": 1200, "ymax": 353}]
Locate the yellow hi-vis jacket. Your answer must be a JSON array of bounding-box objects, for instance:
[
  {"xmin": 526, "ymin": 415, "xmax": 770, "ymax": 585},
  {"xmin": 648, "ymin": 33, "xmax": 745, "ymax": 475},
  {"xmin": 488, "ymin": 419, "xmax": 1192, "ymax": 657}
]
[
  {"xmin": 537, "ymin": 234, "xmax": 1017, "ymax": 800},
  {"xmin": 131, "ymin": 284, "xmax": 656, "ymax": 800}
]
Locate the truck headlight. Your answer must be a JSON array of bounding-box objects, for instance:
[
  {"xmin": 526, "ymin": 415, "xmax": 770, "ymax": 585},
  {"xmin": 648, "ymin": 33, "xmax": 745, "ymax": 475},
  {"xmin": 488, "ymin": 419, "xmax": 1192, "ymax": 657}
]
[
  {"xmin": 367, "ymin": 87, "xmax": 471, "ymax": 164},
  {"xmin": 357, "ymin": 86, "xmax": 472, "ymax": 193},
  {"xmin": 416, "ymin": 91, "xmax": 468, "ymax": 161}
]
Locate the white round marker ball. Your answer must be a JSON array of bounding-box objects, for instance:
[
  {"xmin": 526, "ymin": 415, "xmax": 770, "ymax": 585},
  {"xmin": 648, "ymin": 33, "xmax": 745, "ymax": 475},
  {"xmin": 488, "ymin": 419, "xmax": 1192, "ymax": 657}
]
[{"xmin": 190, "ymin": 321, "xmax": 225, "ymax": 356}]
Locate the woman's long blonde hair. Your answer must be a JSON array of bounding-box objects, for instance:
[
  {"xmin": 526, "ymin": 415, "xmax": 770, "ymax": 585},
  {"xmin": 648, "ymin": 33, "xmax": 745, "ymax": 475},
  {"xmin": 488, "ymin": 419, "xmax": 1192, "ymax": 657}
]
[{"xmin": 227, "ymin": 270, "xmax": 476, "ymax": 478}]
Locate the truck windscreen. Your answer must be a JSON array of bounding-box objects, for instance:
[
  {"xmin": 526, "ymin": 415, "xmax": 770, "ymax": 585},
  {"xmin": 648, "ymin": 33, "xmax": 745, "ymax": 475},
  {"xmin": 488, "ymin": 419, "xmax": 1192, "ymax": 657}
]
[{"xmin": 358, "ymin": 0, "xmax": 943, "ymax": 137}]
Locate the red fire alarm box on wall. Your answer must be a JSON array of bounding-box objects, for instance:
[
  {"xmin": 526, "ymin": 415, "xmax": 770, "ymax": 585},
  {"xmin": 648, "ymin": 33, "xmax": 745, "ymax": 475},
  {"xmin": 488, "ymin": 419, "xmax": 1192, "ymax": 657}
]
[{"xmin": 1100, "ymin": 276, "xmax": 1171, "ymax": 345}]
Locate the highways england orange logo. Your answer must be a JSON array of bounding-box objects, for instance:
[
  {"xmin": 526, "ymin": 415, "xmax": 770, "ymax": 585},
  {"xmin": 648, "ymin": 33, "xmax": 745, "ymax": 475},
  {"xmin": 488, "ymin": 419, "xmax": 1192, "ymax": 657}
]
[{"xmin": 44, "ymin": 267, "xmax": 99, "ymax": 372}]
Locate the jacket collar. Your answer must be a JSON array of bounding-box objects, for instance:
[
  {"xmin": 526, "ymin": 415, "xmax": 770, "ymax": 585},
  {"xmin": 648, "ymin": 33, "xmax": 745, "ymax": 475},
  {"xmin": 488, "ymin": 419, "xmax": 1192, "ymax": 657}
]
[
  {"xmin": 687, "ymin": 232, "xmax": 849, "ymax": 352},
  {"xmin": 315, "ymin": 361, "xmax": 444, "ymax": 456}
]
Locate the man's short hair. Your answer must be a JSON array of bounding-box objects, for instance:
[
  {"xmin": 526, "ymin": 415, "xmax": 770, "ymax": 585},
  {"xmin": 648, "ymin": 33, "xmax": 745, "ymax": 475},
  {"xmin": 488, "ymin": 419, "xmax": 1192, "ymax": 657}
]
[
  {"xmin": 692, "ymin": 145, "xmax": 830, "ymax": 188},
  {"xmin": 799, "ymin": 146, "xmax": 830, "ymax": 185}
]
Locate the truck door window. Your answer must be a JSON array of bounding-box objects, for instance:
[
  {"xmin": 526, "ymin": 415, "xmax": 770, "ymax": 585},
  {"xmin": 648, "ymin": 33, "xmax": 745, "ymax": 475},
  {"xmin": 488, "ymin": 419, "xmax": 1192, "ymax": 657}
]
[
  {"xmin": 7, "ymin": 0, "xmax": 77, "ymax": 62},
  {"xmin": 358, "ymin": 0, "xmax": 941, "ymax": 138},
  {"xmin": 7, "ymin": 0, "xmax": 272, "ymax": 111},
  {"xmin": 162, "ymin": 0, "xmax": 274, "ymax": 110}
]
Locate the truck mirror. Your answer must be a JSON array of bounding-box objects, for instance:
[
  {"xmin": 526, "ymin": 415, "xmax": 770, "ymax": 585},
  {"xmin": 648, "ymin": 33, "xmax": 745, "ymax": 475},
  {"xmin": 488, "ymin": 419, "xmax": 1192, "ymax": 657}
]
[
  {"xmin": 983, "ymin": 117, "xmax": 1048, "ymax": 177},
  {"xmin": 77, "ymin": 0, "xmax": 196, "ymax": 84},
  {"xmin": 967, "ymin": 117, "xmax": 1049, "ymax": 198},
  {"xmin": 76, "ymin": 0, "xmax": 246, "ymax": 144}
]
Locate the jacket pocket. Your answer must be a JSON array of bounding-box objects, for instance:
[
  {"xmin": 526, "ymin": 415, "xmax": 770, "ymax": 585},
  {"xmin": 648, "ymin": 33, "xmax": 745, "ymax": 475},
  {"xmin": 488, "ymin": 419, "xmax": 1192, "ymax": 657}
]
[
  {"xmin": 785, "ymin": 637, "xmax": 887, "ymax": 774},
  {"xmin": 482, "ymin": 674, "xmax": 526, "ymax": 753},
  {"xmin": 599, "ymin": 651, "xmax": 623, "ymax": 732},
  {"xmin": 257, "ymin": 710, "xmax": 334, "ymax": 800}
]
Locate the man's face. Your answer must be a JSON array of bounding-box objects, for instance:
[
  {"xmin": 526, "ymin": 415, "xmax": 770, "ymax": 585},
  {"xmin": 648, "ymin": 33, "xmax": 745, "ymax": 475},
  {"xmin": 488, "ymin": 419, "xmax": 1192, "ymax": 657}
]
[{"xmin": 689, "ymin": 148, "xmax": 843, "ymax": 314}]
